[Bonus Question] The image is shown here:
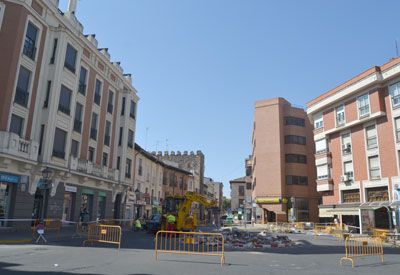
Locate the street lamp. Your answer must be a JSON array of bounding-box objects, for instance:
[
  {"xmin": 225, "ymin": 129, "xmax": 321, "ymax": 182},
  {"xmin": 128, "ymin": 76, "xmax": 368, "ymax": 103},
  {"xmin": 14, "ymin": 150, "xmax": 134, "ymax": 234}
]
[
  {"xmin": 290, "ymin": 196, "xmax": 295, "ymax": 223},
  {"xmin": 40, "ymin": 167, "xmax": 53, "ymax": 220},
  {"xmin": 134, "ymin": 188, "xmax": 140, "ymax": 219}
]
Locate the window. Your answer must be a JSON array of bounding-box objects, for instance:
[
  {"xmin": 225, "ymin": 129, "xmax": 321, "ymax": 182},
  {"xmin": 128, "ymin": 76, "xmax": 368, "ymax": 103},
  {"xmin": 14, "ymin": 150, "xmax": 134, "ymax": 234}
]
[
  {"xmin": 358, "ymin": 94, "xmax": 370, "ymax": 118},
  {"xmin": 88, "ymin": 147, "xmax": 95, "ymax": 162},
  {"xmin": 285, "ymin": 154, "xmax": 307, "ymax": 164},
  {"xmin": 52, "ymin": 128, "xmax": 67, "ymax": 159},
  {"xmin": 71, "ymin": 140, "xmax": 79, "ymax": 158},
  {"xmin": 367, "ymin": 186, "xmax": 388, "ymax": 202},
  {"xmin": 284, "ymin": 135, "xmax": 306, "ymax": 145},
  {"xmin": 90, "ymin": 113, "xmax": 98, "ymax": 140},
  {"xmin": 341, "ymin": 133, "xmax": 351, "ymax": 155},
  {"xmin": 128, "ymin": 130, "xmax": 134, "ymax": 148},
  {"xmin": 9, "ymin": 114, "xmax": 24, "ymax": 137},
  {"xmin": 336, "ymin": 105, "xmax": 345, "ymax": 126},
  {"xmin": 130, "ymin": 100, "xmax": 136, "ymax": 119},
  {"xmin": 14, "ymin": 67, "xmax": 31, "ymax": 107},
  {"xmin": 246, "ymin": 182, "xmax": 252, "ymax": 190},
  {"xmin": 239, "ymin": 199, "xmax": 244, "ymax": 207},
  {"xmin": 368, "ymin": 156, "xmax": 380, "ymax": 179},
  {"xmin": 102, "ymin": 153, "xmax": 108, "ymax": 167},
  {"xmin": 78, "ymin": 67, "xmax": 87, "ymax": 95},
  {"xmin": 50, "ymin": 38, "xmax": 57, "ymax": 64},
  {"xmin": 58, "ymin": 85, "xmax": 72, "ymax": 115},
  {"xmin": 247, "ymin": 195, "xmax": 251, "ymax": 203},
  {"xmin": 73, "ymin": 103, "xmax": 83, "ymax": 133},
  {"xmin": 286, "ymin": 176, "xmax": 308, "ymax": 185},
  {"xmin": 314, "ymin": 114, "xmax": 323, "ymax": 129},
  {"xmin": 94, "ymin": 79, "xmax": 102, "ymax": 105},
  {"xmin": 126, "ymin": 158, "xmax": 132, "ymax": 178},
  {"xmin": 239, "ymin": 186, "xmax": 244, "ymax": 196},
  {"xmin": 138, "ymin": 158, "xmax": 143, "ymax": 176},
  {"xmin": 344, "ymin": 161, "xmax": 354, "ymax": 179},
  {"xmin": 295, "ymin": 198, "xmax": 309, "ymax": 222},
  {"xmin": 23, "ymin": 23, "xmax": 38, "ymax": 60},
  {"xmin": 284, "ymin": 116, "xmax": 305, "ymax": 127},
  {"xmin": 390, "ymin": 82, "xmax": 400, "ymax": 107},
  {"xmin": 38, "ymin": 125, "xmax": 45, "ymax": 155},
  {"xmin": 107, "ymin": 91, "xmax": 114, "ymax": 114},
  {"xmin": 315, "ymin": 139, "xmax": 327, "ymax": 154},
  {"xmin": 117, "ymin": 156, "xmax": 120, "ymax": 170},
  {"xmin": 118, "ymin": 127, "xmax": 123, "ymax": 146},
  {"xmin": 395, "ymin": 117, "xmax": 400, "ymax": 142},
  {"xmin": 43, "ymin": 81, "xmax": 51, "ymax": 108},
  {"xmin": 366, "ymin": 125, "xmax": 377, "ymax": 149},
  {"xmin": 342, "ymin": 189, "xmax": 360, "ymax": 203},
  {"xmin": 121, "ymin": 97, "xmax": 126, "ymax": 116},
  {"xmin": 104, "ymin": 121, "xmax": 111, "ymax": 146},
  {"xmin": 317, "ymin": 165, "xmax": 329, "ymax": 180},
  {"xmin": 64, "ymin": 44, "xmax": 77, "ymax": 73}
]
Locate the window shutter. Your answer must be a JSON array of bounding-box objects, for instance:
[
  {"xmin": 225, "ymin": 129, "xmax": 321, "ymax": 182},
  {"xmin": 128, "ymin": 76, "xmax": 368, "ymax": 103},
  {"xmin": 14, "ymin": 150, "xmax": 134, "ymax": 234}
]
[
  {"xmin": 315, "ymin": 139, "xmax": 326, "ymax": 153},
  {"xmin": 366, "ymin": 125, "xmax": 376, "ymax": 138}
]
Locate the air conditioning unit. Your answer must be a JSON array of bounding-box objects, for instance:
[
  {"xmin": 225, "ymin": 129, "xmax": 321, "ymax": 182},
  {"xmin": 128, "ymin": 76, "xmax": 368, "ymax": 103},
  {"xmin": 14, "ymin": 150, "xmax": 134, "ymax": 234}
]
[{"xmin": 341, "ymin": 174, "xmax": 349, "ymax": 182}]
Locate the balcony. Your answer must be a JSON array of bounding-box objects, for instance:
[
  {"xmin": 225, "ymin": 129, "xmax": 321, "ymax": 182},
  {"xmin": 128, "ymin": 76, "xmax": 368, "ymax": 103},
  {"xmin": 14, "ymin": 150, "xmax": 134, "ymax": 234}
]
[
  {"xmin": 69, "ymin": 155, "xmax": 119, "ymax": 181},
  {"xmin": 0, "ymin": 131, "xmax": 38, "ymax": 162},
  {"xmin": 316, "ymin": 178, "xmax": 333, "ymax": 192}
]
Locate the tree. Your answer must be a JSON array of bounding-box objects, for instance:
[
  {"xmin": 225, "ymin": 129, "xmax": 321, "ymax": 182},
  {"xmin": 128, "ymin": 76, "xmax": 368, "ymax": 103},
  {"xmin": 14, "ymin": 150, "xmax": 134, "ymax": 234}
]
[{"xmin": 222, "ymin": 198, "xmax": 231, "ymax": 213}]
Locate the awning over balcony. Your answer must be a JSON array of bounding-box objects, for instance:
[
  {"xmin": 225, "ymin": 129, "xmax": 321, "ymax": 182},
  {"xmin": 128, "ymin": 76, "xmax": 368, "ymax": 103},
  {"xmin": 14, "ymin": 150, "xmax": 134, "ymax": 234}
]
[{"xmin": 319, "ymin": 201, "xmax": 400, "ymax": 217}]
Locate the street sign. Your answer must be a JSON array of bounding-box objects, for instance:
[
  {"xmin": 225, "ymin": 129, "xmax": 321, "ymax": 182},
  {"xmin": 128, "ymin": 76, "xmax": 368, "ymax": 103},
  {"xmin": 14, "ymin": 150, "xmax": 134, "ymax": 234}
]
[{"xmin": 238, "ymin": 208, "xmax": 242, "ymax": 214}]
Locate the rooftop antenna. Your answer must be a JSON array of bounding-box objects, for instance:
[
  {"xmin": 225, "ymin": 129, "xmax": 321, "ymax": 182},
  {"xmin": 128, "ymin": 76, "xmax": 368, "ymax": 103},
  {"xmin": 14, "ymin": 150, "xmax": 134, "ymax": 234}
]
[
  {"xmin": 396, "ymin": 39, "xmax": 399, "ymax": 57},
  {"xmin": 155, "ymin": 140, "xmax": 162, "ymax": 152},
  {"xmin": 165, "ymin": 139, "xmax": 169, "ymax": 151}
]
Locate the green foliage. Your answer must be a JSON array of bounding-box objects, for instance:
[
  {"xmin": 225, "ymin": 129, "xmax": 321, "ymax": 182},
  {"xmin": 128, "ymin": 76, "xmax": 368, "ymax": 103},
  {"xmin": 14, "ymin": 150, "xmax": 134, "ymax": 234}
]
[{"xmin": 222, "ymin": 198, "xmax": 231, "ymax": 212}]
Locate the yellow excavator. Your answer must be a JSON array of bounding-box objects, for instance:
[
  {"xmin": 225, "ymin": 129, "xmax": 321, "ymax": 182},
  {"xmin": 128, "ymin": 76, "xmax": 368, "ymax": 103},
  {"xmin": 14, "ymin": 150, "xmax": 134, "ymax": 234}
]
[{"xmin": 160, "ymin": 191, "xmax": 217, "ymax": 231}]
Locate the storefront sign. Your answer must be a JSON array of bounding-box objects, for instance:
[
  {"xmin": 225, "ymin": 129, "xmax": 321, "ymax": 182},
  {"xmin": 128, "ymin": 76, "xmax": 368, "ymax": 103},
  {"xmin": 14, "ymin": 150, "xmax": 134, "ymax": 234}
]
[
  {"xmin": 256, "ymin": 198, "xmax": 288, "ymax": 204},
  {"xmin": 82, "ymin": 188, "xmax": 94, "ymax": 195},
  {"xmin": 153, "ymin": 200, "xmax": 160, "ymax": 206},
  {"xmin": 65, "ymin": 185, "xmax": 77, "ymax": 193},
  {"xmin": 136, "ymin": 200, "xmax": 146, "ymax": 206},
  {"xmin": 98, "ymin": 191, "xmax": 106, "ymax": 197},
  {"xmin": 0, "ymin": 173, "xmax": 19, "ymax": 184}
]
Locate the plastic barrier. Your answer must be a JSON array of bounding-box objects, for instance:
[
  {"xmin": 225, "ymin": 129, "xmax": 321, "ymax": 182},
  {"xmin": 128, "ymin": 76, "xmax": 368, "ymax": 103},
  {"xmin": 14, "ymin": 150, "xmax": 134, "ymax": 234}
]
[
  {"xmin": 155, "ymin": 231, "xmax": 225, "ymax": 265},
  {"xmin": 340, "ymin": 235, "xmax": 384, "ymax": 267},
  {"xmin": 83, "ymin": 224, "xmax": 122, "ymax": 250},
  {"xmin": 314, "ymin": 225, "xmax": 344, "ymax": 242},
  {"xmin": 32, "ymin": 219, "xmax": 61, "ymax": 239},
  {"xmin": 373, "ymin": 229, "xmax": 391, "ymax": 242}
]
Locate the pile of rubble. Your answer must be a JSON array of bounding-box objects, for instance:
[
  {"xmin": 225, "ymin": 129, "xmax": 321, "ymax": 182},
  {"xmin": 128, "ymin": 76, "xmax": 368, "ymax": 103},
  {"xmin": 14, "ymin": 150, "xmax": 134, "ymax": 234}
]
[{"xmin": 220, "ymin": 228, "xmax": 296, "ymax": 249}]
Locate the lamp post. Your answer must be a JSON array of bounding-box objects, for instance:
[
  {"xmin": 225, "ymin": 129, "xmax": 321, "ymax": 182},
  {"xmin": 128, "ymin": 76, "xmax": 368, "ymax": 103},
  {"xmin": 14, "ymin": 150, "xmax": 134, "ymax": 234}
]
[
  {"xmin": 290, "ymin": 196, "xmax": 295, "ymax": 223},
  {"xmin": 135, "ymin": 188, "xmax": 140, "ymax": 219},
  {"xmin": 40, "ymin": 167, "xmax": 53, "ymax": 220}
]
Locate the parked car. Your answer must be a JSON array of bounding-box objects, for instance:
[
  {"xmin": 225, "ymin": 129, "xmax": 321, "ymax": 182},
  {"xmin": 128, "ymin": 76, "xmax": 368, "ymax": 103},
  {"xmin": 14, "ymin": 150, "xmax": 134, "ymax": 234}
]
[{"xmin": 146, "ymin": 214, "xmax": 161, "ymax": 234}]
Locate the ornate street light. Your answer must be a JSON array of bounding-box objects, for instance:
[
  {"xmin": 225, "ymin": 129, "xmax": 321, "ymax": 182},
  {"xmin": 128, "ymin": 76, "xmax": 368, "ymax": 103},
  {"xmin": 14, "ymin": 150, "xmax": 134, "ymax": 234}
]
[{"xmin": 40, "ymin": 167, "xmax": 53, "ymax": 220}]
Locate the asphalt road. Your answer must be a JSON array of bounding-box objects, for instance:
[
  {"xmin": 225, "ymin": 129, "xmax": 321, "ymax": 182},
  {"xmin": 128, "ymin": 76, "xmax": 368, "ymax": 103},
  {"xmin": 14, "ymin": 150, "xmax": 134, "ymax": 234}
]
[{"xmin": 1, "ymin": 231, "xmax": 400, "ymax": 275}]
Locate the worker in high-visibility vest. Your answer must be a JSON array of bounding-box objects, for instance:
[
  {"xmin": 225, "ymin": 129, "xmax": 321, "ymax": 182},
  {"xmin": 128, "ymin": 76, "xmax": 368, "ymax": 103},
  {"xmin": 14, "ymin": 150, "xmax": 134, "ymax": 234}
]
[{"xmin": 167, "ymin": 212, "xmax": 176, "ymax": 231}]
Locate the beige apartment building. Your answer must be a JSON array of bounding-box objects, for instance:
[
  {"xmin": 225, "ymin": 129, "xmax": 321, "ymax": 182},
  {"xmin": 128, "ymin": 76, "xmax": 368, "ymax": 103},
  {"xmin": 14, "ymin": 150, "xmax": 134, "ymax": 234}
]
[
  {"xmin": 0, "ymin": 0, "xmax": 138, "ymax": 229},
  {"xmin": 230, "ymin": 176, "xmax": 252, "ymax": 221},
  {"xmin": 252, "ymin": 98, "xmax": 319, "ymax": 223},
  {"xmin": 307, "ymin": 58, "xmax": 400, "ymax": 231}
]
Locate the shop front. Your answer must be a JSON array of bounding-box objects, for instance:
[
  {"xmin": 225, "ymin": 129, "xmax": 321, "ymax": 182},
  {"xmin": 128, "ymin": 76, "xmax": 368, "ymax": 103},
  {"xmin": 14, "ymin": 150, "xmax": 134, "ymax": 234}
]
[
  {"xmin": 97, "ymin": 192, "xmax": 106, "ymax": 220},
  {"xmin": 62, "ymin": 185, "xmax": 77, "ymax": 222},
  {"xmin": 256, "ymin": 198, "xmax": 288, "ymax": 223},
  {"xmin": 80, "ymin": 188, "xmax": 94, "ymax": 222},
  {"xmin": 0, "ymin": 173, "xmax": 19, "ymax": 227}
]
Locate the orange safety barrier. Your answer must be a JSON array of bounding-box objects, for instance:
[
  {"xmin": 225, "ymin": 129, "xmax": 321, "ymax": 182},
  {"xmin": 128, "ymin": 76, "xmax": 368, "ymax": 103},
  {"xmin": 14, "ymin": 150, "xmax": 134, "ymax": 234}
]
[
  {"xmin": 32, "ymin": 219, "xmax": 61, "ymax": 238},
  {"xmin": 314, "ymin": 225, "xmax": 344, "ymax": 242},
  {"xmin": 83, "ymin": 224, "xmax": 122, "ymax": 250},
  {"xmin": 155, "ymin": 231, "xmax": 225, "ymax": 266},
  {"xmin": 373, "ymin": 229, "xmax": 391, "ymax": 242},
  {"xmin": 340, "ymin": 235, "xmax": 384, "ymax": 267},
  {"xmin": 100, "ymin": 219, "xmax": 116, "ymax": 225}
]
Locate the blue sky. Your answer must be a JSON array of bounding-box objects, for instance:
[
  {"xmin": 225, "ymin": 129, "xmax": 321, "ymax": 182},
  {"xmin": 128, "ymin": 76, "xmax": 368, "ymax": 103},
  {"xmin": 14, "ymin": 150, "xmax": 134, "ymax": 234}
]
[{"xmin": 62, "ymin": 0, "xmax": 400, "ymax": 198}]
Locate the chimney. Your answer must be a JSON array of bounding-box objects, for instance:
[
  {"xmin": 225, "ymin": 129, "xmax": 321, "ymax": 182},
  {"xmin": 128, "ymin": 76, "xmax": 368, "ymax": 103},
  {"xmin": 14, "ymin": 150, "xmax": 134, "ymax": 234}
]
[{"xmin": 68, "ymin": 0, "xmax": 77, "ymax": 14}]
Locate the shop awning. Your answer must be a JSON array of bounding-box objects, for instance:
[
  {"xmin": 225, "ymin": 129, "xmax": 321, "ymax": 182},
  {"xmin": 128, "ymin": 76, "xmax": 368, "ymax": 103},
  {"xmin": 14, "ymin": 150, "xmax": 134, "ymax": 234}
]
[
  {"xmin": 326, "ymin": 208, "xmax": 359, "ymax": 216},
  {"xmin": 319, "ymin": 208, "xmax": 334, "ymax": 218}
]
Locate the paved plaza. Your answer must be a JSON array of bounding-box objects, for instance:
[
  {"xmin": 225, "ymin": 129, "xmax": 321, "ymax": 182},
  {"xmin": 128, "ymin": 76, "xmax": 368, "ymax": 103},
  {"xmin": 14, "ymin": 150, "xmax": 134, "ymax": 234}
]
[{"xmin": 1, "ymin": 230, "xmax": 400, "ymax": 275}]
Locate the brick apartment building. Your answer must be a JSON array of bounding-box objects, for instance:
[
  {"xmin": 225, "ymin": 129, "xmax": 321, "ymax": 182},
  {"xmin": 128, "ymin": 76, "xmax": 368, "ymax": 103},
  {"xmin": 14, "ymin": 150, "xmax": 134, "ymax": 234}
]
[
  {"xmin": 251, "ymin": 98, "xmax": 319, "ymax": 223},
  {"xmin": 307, "ymin": 57, "xmax": 400, "ymax": 232},
  {"xmin": 0, "ymin": 0, "xmax": 138, "ymax": 229}
]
